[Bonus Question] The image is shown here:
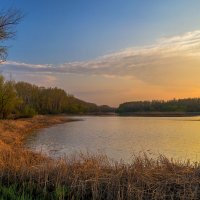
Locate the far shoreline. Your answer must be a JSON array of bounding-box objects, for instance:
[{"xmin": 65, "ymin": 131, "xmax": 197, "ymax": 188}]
[
  {"xmin": 117, "ymin": 112, "xmax": 200, "ymax": 117},
  {"xmin": 64, "ymin": 112, "xmax": 200, "ymax": 117}
]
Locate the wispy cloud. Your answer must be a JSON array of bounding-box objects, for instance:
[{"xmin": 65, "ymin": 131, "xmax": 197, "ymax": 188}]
[{"xmin": 1, "ymin": 30, "xmax": 200, "ymax": 85}]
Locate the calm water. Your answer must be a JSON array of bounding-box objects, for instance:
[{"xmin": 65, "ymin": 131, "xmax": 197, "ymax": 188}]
[{"xmin": 26, "ymin": 116, "xmax": 200, "ymax": 162}]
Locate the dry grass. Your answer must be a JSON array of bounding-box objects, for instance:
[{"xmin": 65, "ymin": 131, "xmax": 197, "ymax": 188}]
[
  {"xmin": 0, "ymin": 115, "xmax": 75, "ymax": 146},
  {"xmin": 1, "ymin": 150, "xmax": 200, "ymax": 199},
  {"xmin": 1, "ymin": 116, "xmax": 200, "ymax": 199}
]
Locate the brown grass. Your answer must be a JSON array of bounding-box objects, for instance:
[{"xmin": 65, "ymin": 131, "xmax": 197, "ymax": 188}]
[
  {"xmin": 1, "ymin": 116, "xmax": 200, "ymax": 199},
  {"xmin": 0, "ymin": 115, "xmax": 75, "ymax": 146}
]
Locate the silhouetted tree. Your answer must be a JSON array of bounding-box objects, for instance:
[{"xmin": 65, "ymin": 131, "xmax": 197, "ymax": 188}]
[{"xmin": 0, "ymin": 9, "xmax": 22, "ymax": 62}]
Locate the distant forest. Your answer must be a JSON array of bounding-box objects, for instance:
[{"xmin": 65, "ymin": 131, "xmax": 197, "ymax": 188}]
[
  {"xmin": 0, "ymin": 75, "xmax": 114, "ymax": 119},
  {"xmin": 117, "ymin": 99, "xmax": 200, "ymax": 114}
]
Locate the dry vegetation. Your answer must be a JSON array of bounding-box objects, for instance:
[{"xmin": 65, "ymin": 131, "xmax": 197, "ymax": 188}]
[{"xmin": 1, "ymin": 116, "xmax": 200, "ymax": 199}]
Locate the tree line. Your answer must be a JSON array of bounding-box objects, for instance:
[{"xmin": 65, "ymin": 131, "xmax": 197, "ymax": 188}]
[
  {"xmin": 0, "ymin": 75, "xmax": 114, "ymax": 119},
  {"xmin": 117, "ymin": 99, "xmax": 200, "ymax": 114}
]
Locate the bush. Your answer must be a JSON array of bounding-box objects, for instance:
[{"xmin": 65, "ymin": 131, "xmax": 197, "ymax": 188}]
[{"xmin": 21, "ymin": 105, "xmax": 37, "ymax": 118}]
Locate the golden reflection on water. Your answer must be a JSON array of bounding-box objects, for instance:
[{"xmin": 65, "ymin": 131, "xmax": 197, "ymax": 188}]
[{"xmin": 27, "ymin": 116, "xmax": 200, "ymax": 163}]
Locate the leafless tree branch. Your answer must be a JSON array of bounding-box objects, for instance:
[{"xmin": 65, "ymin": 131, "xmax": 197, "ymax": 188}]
[{"xmin": 0, "ymin": 9, "xmax": 23, "ymax": 62}]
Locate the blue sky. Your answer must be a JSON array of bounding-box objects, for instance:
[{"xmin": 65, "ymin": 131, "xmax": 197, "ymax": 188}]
[
  {"xmin": 2, "ymin": 0, "xmax": 200, "ymax": 64},
  {"xmin": 1, "ymin": 1, "xmax": 200, "ymax": 105}
]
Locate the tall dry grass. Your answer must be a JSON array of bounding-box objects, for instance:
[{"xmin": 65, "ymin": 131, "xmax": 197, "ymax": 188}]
[{"xmin": 1, "ymin": 147, "xmax": 200, "ymax": 199}]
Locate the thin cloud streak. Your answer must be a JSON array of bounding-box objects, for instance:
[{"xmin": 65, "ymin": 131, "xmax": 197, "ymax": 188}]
[{"xmin": 1, "ymin": 30, "xmax": 200, "ymax": 80}]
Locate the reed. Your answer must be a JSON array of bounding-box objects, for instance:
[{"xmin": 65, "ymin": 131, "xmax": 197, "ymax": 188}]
[{"xmin": 1, "ymin": 149, "xmax": 200, "ymax": 199}]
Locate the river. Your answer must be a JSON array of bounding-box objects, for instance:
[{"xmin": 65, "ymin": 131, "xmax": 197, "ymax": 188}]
[{"xmin": 26, "ymin": 116, "xmax": 200, "ymax": 162}]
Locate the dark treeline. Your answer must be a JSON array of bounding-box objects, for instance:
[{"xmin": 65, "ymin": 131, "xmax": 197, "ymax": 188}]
[
  {"xmin": 0, "ymin": 76, "xmax": 114, "ymax": 119},
  {"xmin": 117, "ymin": 99, "xmax": 200, "ymax": 114}
]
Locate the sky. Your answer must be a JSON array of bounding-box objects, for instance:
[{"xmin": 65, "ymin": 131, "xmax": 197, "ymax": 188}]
[{"xmin": 1, "ymin": 0, "xmax": 200, "ymax": 106}]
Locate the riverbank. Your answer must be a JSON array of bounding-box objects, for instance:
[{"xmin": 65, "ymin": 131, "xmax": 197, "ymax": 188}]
[
  {"xmin": 1, "ymin": 115, "xmax": 200, "ymax": 199},
  {"xmin": 0, "ymin": 115, "xmax": 77, "ymax": 148},
  {"xmin": 0, "ymin": 115, "xmax": 79, "ymax": 199}
]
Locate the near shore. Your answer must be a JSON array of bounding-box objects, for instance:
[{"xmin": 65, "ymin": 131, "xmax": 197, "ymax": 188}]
[
  {"xmin": 1, "ymin": 115, "xmax": 200, "ymax": 199},
  {"xmin": 0, "ymin": 115, "xmax": 76, "ymax": 149}
]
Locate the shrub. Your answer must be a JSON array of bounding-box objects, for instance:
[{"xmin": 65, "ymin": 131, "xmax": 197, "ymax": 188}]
[{"xmin": 21, "ymin": 105, "xmax": 37, "ymax": 118}]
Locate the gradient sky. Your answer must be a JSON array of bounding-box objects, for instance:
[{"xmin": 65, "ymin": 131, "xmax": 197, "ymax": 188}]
[{"xmin": 1, "ymin": 0, "xmax": 200, "ymax": 106}]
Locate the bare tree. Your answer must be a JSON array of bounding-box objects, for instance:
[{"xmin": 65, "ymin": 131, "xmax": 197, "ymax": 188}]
[{"xmin": 0, "ymin": 9, "xmax": 22, "ymax": 62}]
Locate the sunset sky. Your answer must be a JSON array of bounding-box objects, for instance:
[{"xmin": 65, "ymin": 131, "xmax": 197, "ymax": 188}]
[{"xmin": 1, "ymin": 0, "xmax": 200, "ymax": 106}]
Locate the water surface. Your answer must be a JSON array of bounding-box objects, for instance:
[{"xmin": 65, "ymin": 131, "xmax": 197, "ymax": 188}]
[{"xmin": 26, "ymin": 116, "xmax": 200, "ymax": 162}]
